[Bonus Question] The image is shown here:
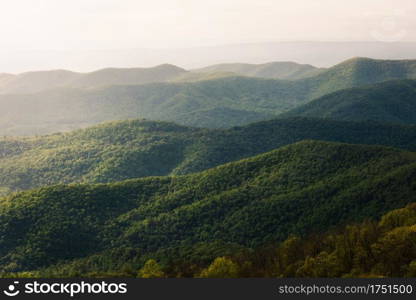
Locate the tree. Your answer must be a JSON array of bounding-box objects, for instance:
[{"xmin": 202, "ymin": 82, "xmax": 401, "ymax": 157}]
[
  {"xmin": 199, "ymin": 257, "xmax": 239, "ymax": 278},
  {"xmin": 137, "ymin": 259, "xmax": 165, "ymax": 278}
]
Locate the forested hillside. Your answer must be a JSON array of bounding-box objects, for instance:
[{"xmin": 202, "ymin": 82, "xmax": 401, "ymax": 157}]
[
  {"xmin": 1, "ymin": 118, "xmax": 415, "ymax": 194},
  {"xmin": 34, "ymin": 203, "xmax": 416, "ymax": 278},
  {"xmin": 0, "ymin": 141, "xmax": 415, "ymax": 275},
  {"xmin": 1, "ymin": 58, "xmax": 416, "ymax": 135},
  {"xmin": 282, "ymin": 79, "xmax": 416, "ymax": 124}
]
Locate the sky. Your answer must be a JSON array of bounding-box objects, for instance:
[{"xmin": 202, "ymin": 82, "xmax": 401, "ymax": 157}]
[
  {"xmin": 0, "ymin": 0, "xmax": 415, "ymax": 51},
  {"xmin": 0, "ymin": 0, "xmax": 416, "ymax": 72}
]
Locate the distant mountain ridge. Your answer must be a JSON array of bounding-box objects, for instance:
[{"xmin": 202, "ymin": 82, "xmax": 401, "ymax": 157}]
[
  {"xmin": 5, "ymin": 56, "xmax": 415, "ymax": 95},
  {"xmin": 1, "ymin": 57, "xmax": 416, "ymax": 134},
  {"xmin": 0, "ymin": 64, "xmax": 188, "ymax": 94},
  {"xmin": 0, "ymin": 61, "xmax": 319, "ymax": 94},
  {"xmin": 4, "ymin": 41, "xmax": 416, "ymax": 73}
]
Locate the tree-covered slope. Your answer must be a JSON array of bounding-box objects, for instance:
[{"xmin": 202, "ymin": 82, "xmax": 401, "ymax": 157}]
[
  {"xmin": 193, "ymin": 61, "xmax": 323, "ymax": 80},
  {"xmin": 1, "ymin": 58, "xmax": 416, "ymax": 135},
  {"xmin": 1, "ymin": 118, "xmax": 415, "ymax": 194},
  {"xmin": 37, "ymin": 203, "xmax": 416, "ymax": 278},
  {"xmin": 0, "ymin": 140, "xmax": 415, "ymax": 273},
  {"xmin": 282, "ymin": 79, "xmax": 416, "ymax": 125},
  {"xmin": 190, "ymin": 203, "xmax": 416, "ymax": 278}
]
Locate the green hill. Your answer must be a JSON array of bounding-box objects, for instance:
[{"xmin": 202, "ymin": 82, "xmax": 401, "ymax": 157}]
[
  {"xmin": 1, "ymin": 57, "xmax": 416, "ymax": 135},
  {"xmin": 0, "ymin": 140, "xmax": 415, "ymax": 273},
  {"xmin": 281, "ymin": 79, "xmax": 416, "ymax": 125},
  {"xmin": 0, "ymin": 118, "xmax": 415, "ymax": 195},
  {"xmin": 193, "ymin": 61, "xmax": 323, "ymax": 80}
]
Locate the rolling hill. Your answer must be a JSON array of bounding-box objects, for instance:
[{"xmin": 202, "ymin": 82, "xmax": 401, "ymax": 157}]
[
  {"xmin": 0, "ymin": 77, "xmax": 303, "ymax": 135},
  {"xmin": 1, "ymin": 57, "xmax": 416, "ymax": 135},
  {"xmin": 0, "ymin": 140, "xmax": 415, "ymax": 273},
  {"xmin": 193, "ymin": 61, "xmax": 323, "ymax": 80},
  {"xmin": 0, "ymin": 117, "xmax": 415, "ymax": 195},
  {"xmin": 281, "ymin": 79, "xmax": 416, "ymax": 125}
]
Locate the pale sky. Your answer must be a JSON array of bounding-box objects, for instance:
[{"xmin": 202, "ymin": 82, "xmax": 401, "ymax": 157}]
[
  {"xmin": 1, "ymin": 0, "xmax": 416, "ymax": 72},
  {"xmin": 0, "ymin": 0, "xmax": 415, "ymax": 51}
]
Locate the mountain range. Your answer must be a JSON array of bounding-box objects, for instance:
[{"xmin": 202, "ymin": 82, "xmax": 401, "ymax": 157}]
[
  {"xmin": 1, "ymin": 57, "xmax": 416, "ymax": 135},
  {"xmin": 0, "ymin": 61, "xmax": 323, "ymax": 95},
  {"xmin": 0, "ymin": 55, "xmax": 416, "ymax": 278},
  {"xmin": 0, "ymin": 64, "xmax": 187, "ymax": 94},
  {"xmin": 3, "ymin": 41, "xmax": 416, "ymax": 73}
]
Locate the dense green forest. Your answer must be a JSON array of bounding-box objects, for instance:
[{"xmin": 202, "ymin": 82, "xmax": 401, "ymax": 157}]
[
  {"xmin": 1, "ymin": 57, "xmax": 416, "ymax": 135},
  {"xmin": 0, "ymin": 140, "xmax": 415, "ymax": 275},
  {"xmin": 1, "ymin": 118, "xmax": 415, "ymax": 194},
  {"xmin": 24, "ymin": 203, "xmax": 416, "ymax": 278},
  {"xmin": 282, "ymin": 79, "xmax": 416, "ymax": 124}
]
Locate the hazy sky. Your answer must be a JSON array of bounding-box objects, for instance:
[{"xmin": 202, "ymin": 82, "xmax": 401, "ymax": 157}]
[{"xmin": 0, "ymin": 0, "xmax": 415, "ymax": 51}]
